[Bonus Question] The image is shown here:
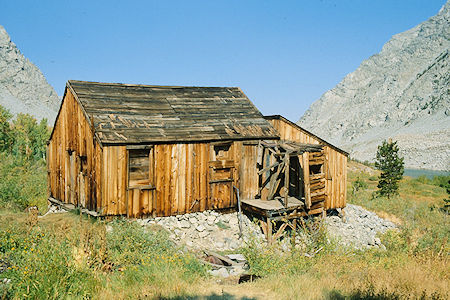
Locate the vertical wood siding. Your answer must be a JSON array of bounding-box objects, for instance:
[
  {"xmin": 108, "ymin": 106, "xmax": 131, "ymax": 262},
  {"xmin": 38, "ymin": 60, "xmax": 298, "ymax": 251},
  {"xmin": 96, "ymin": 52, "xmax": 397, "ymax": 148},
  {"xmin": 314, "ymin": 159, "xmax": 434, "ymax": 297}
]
[
  {"xmin": 101, "ymin": 142, "xmax": 259, "ymax": 217},
  {"xmin": 267, "ymin": 118, "xmax": 347, "ymax": 209},
  {"xmin": 47, "ymin": 89, "xmax": 102, "ymax": 211}
]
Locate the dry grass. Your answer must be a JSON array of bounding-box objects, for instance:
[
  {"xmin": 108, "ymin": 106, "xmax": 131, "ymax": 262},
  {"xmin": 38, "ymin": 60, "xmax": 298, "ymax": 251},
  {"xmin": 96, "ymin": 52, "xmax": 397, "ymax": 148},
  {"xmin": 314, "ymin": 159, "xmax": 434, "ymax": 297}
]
[
  {"xmin": 248, "ymin": 253, "xmax": 449, "ymax": 300},
  {"xmin": 376, "ymin": 210, "xmax": 403, "ymax": 225},
  {"xmin": 1, "ymin": 160, "xmax": 448, "ymax": 299}
]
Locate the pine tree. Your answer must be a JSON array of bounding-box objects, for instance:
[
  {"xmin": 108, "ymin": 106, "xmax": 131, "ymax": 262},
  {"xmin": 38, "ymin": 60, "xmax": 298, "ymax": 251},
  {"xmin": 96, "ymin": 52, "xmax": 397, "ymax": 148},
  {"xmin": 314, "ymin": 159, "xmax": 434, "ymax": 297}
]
[{"xmin": 374, "ymin": 139, "xmax": 404, "ymax": 198}]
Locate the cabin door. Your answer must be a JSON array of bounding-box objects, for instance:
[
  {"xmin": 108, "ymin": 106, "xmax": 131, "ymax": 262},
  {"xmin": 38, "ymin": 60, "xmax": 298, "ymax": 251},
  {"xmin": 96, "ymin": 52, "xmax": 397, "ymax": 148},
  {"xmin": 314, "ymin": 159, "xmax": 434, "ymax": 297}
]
[{"xmin": 209, "ymin": 143, "xmax": 235, "ymax": 209}]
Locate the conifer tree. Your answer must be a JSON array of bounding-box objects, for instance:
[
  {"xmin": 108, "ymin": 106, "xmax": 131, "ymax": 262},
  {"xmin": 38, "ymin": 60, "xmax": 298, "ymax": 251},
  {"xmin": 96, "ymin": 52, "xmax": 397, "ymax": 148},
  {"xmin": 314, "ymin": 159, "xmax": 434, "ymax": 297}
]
[{"xmin": 374, "ymin": 139, "xmax": 404, "ymax": 198}]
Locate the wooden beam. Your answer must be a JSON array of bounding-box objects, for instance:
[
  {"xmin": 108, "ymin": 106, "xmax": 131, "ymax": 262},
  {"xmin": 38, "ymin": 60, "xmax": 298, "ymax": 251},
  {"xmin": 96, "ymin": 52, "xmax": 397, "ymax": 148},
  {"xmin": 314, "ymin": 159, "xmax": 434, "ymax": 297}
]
[
  {"xmin": 302, "ymin": 152, "xmax": 311, "ymax": 209},
  {"xmin": 48, "ymin": 197, "xmax": 100, "ymax": 217},
  {"xmin": 284, "ymin": 154, "xmax": 290, "ymax": 208},
  {"xmin": 267, "ymin": 162, "xmax": 285, "ymax": 200}
]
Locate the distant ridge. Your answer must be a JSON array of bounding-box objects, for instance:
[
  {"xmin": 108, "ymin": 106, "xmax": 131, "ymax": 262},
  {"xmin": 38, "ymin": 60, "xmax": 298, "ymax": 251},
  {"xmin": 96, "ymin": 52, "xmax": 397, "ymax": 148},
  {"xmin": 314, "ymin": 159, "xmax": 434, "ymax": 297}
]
[
  {"xmin": 0, "ymin": 25, "xmax": 59, "ymax": 123},
  {"xmin": 298, "ymin": 2, "xmax": 450, "ymax": 171}
]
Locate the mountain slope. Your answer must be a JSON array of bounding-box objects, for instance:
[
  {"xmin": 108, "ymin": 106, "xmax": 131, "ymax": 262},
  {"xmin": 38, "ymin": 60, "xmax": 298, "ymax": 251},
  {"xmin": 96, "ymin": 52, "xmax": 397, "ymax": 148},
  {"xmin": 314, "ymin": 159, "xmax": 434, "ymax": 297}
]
[
  {"xmin": 298, "ymin": 2, "xmax": 450, "ymax": 171},
  {"xmin": 0, "ymin": 25, "xmax": 59, "ymax": 123}
]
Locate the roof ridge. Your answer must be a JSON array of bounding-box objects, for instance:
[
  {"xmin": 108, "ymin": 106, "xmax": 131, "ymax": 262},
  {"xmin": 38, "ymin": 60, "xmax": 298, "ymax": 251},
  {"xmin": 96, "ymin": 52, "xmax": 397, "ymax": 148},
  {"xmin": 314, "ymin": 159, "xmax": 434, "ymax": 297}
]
[{"xmin": 68, "ymin": 80, "xmax": 240, "ymax": 89}]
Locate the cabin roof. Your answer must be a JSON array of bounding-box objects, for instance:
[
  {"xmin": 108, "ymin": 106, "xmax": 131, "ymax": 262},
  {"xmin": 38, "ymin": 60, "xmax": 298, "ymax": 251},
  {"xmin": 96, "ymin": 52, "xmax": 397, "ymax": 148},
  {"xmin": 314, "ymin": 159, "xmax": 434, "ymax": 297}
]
[
  {"xmin": 264, "ymin": 115, "xmax": 349, "ymax": 156},
  {"xmin": 65, "ymin": 80, "xmax": 279, "ymax": 145}
]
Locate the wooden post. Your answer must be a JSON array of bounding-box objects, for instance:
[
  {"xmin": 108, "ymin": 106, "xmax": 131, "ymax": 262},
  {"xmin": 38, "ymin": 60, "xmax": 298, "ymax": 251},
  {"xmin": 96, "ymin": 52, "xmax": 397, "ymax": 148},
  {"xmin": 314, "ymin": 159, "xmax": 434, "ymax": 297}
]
[
  {"xmin": 302, "ymin": 152, "xmax": 311, "ymax": 209},
  {"xmin": 291, "ymin": 217, "xmax": 297, "ymax": 247},
  {"xmin": 267, "ymin": 217, "xmax": 273, "ymax": 244},
  {"xmin": 284, "ymin": 154, "xmax": 289, "ymax": 208}
]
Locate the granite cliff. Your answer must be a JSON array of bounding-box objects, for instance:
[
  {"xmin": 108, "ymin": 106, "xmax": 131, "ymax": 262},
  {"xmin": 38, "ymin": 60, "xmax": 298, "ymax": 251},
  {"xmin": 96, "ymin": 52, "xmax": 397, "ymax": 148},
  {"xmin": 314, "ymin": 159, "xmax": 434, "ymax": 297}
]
[
  {"xmin": 298, "ymin": 2, "xmax": 450, "ymax": 170},
  {"xmin": 0, "ymin": 25, "xmax": 59, "ymax": 124}
]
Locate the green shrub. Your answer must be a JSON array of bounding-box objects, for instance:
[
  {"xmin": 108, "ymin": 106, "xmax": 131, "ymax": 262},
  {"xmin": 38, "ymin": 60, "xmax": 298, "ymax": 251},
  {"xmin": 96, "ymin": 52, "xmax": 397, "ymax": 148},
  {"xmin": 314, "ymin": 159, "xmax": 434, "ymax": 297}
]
[
  {"xmin": 0, "ymin": 214, "xmax": 207, "ymax": 299},
  {"xmin": 368, "ymin": 176, "xmax": 378, "ymax": 181},
  {"xmin": 0, "ymin": 153, "xmax": 48, "ymax": 211},
  {"xmin": 0, "ymin": 220, "xmax": 98, "ymax": 299},
  {"xmin": 0, "ymin": 106, "xmax": 13, "ymax": 152},
  {"xmin": 430, "ymin": 175, "xmax": 450, "ymax": 188},
  {"xmin": 10, "ymin": 114, "xmax": 49, "ymax": 160},
  {"xmin": 0, "ymin": 106, "xmax": 50, "ymax": 211},
  {"xmin": 241, "ymin": 217, "xmax": 332, "ymax": 277},
  {"xmin": 352, "ymin": 175, "xmax": 368, "ymax": 195}
]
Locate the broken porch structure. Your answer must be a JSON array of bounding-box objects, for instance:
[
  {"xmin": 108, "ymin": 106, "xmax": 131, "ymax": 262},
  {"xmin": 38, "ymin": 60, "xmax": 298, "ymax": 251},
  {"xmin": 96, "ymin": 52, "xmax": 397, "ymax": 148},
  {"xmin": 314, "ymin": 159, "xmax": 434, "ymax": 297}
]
[{"xmin": 240, "ymin": 140, "xmax": 327, "ymax": 242}]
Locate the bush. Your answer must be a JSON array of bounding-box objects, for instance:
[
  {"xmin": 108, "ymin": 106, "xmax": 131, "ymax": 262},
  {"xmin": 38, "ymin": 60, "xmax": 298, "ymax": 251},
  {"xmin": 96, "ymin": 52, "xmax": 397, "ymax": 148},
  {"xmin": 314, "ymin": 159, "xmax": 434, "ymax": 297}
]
[
  {"xmin": 0, "ymin": 106, "xmax": 50, "ymax": 211},
  {"xmin": 0, "ymin": 106, "xmax": 13, "ymax": 152},
  {"xmin": 0, "ymin": 214, "xmax": 207, "ymax": 299},
  {"xmin": 0, "ymin": 153, "xmax": 48, "ymax": 211},
  {"xmin": 352, "ymin": 175, "xmax": 368, "ymax": 195}
]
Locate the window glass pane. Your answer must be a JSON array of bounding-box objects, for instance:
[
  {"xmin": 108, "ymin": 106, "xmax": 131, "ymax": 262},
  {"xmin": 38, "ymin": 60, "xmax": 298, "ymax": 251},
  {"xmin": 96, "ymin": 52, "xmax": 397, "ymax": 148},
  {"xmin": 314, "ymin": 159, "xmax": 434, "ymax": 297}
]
[{"xmin": 129, "ymin": 149, "xmax": 150, "ymax": 183}]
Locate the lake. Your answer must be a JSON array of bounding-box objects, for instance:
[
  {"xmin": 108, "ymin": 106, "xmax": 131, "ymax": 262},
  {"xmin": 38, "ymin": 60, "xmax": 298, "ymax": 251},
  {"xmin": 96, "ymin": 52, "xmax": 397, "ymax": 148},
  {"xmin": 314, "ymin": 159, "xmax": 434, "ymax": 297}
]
[{"xmin": 404, "ymin": 168, "xmax": 449, "ymax": 179}]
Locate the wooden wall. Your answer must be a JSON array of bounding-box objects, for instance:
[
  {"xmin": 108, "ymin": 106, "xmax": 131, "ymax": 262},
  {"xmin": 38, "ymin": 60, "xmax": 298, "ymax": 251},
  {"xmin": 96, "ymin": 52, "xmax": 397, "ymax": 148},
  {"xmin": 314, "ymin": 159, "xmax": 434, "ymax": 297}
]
[
  {"xmin": 99, "ymin": 142, "xmax": 260, "ymax": 217},
  {"xmin": 47, "ymin": 89, "xmax": 102, "ymax": 212},
  {"xmin": 267, "ymin": 118, "xmax": 347, "ymax": 209}
]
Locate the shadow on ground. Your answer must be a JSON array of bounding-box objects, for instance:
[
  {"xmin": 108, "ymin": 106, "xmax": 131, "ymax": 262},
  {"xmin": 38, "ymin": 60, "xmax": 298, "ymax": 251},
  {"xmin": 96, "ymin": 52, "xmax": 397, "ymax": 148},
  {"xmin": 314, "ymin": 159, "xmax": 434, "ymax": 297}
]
[
  {"xmin": 326, "ymin": 289, "xmax": 409, "ymax": 300},
  {"xmin": 158, "ymin": 293, "xmax": 257, "ymax": 300}
]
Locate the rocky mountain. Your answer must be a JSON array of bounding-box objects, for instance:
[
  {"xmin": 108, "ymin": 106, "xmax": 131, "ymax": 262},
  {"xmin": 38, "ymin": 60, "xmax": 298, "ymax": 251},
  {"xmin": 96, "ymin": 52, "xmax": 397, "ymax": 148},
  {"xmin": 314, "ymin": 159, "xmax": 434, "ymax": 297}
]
[
  {"xmin": 298, "ymin": 2, "xmax": 450, "ymax": 171},
  {"xmin": 0, "ymin": 25, "xmax": 59, "ymax": 124}
]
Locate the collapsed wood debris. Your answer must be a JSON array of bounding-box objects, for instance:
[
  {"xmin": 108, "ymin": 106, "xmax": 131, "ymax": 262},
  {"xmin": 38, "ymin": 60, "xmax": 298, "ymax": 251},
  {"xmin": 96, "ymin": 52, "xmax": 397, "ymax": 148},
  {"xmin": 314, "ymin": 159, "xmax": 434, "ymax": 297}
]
[{"xmin": 241, "ymin": 140, "xmax": 327, "ymax": 243}]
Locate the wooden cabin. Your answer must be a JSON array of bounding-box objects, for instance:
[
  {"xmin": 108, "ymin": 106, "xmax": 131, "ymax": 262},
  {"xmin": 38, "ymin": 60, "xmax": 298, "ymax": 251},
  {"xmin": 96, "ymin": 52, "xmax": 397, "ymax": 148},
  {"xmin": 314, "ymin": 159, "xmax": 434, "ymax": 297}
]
[
  {"xmin": 264, "ymin": 115, "xmax": 348, "ymax": 210},
  {"xmin": 47, "ymin": 80, "xmax": 347, "ymax": 222},
  {"xmin": 48, "ymin": 80, "xmax": 282, "ymax": 217}
]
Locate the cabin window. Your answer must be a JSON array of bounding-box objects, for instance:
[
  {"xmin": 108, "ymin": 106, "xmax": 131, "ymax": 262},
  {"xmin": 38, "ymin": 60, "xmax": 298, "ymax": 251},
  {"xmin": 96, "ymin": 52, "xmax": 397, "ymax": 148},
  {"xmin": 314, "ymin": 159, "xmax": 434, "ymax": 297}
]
[
  {"xmin": 213, "ymin": 143, "xmax": 231, "ymax": 159},
  {"xmin": 128, "ymin": 149, "xmax": 151, "ymax": 186}
]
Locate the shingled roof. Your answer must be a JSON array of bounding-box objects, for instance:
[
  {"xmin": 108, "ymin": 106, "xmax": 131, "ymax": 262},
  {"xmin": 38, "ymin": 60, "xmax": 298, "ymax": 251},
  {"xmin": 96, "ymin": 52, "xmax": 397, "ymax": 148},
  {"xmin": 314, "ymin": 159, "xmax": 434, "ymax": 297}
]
[{"xmin": 65, "ymin": 80, "xmax": 279, "ymax": 145}]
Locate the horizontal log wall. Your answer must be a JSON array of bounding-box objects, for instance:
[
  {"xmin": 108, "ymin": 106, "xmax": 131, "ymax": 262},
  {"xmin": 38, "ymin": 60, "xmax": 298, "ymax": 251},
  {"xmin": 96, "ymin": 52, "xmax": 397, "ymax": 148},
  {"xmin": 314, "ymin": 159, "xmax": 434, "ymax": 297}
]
[
  {"xmin": 47, "ymin": 89, "xmax": 102, "ymax": 212},
  {"xmin": 267, "ymin": 118, "xmax": 347, "ymax": 209}
]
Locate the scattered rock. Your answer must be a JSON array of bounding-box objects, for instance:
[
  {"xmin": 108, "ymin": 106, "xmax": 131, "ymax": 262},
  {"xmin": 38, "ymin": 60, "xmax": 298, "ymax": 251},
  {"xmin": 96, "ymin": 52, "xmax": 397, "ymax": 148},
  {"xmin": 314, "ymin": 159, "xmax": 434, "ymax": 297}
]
[
  {"xmin": 208, "ymin": 267, "xmax": 229, "ymax": 278},
  {"xmin": 196, "ymin": 224, "xmax": 206, "ymax": 232},
  {"xmin": 198, "ymin": 231, "xmax": 209, "ymax": 238},
  {"xmin": 325, "ymin": 204, "xmax": 396, "ymax": 250},
  {"xmin": 179, "ymin": 220, "xmax": 190, "ymax": 229}
]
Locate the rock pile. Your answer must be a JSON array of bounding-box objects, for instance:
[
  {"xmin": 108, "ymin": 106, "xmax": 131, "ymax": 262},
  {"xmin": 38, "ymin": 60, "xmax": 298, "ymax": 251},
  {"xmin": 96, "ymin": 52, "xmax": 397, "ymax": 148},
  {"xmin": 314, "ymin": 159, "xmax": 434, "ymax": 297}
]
[
  {"xmin": 325, "ymin": 204, "xmax": 397, "ymax": 250},
  {"xmin": 136, "ymin": 204, "xmax": 396, "ymax": 252},
  {"xmin": 137, "ymin": 210, "xmax": 265, "ymax": 251},
  {"xmin": 45, "ymin": 203, "xmax": 397, "ymax": 252}
]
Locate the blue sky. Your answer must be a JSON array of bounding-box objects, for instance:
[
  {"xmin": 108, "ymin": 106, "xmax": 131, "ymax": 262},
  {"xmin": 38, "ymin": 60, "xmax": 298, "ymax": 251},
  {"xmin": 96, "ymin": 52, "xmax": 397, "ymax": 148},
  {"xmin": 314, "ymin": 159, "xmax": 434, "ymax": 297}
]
[{"xmin": 0, "ymin": 0, "xmax": 446, "ymax": 121}]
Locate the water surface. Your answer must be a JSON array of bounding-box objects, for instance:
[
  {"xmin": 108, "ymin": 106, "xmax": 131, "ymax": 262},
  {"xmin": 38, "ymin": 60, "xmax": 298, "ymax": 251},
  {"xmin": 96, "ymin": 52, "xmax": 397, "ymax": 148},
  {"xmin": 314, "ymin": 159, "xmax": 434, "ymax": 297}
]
[{"xmin": 404, "ymin": 168, "xmax": 449, "ymax": 179}]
